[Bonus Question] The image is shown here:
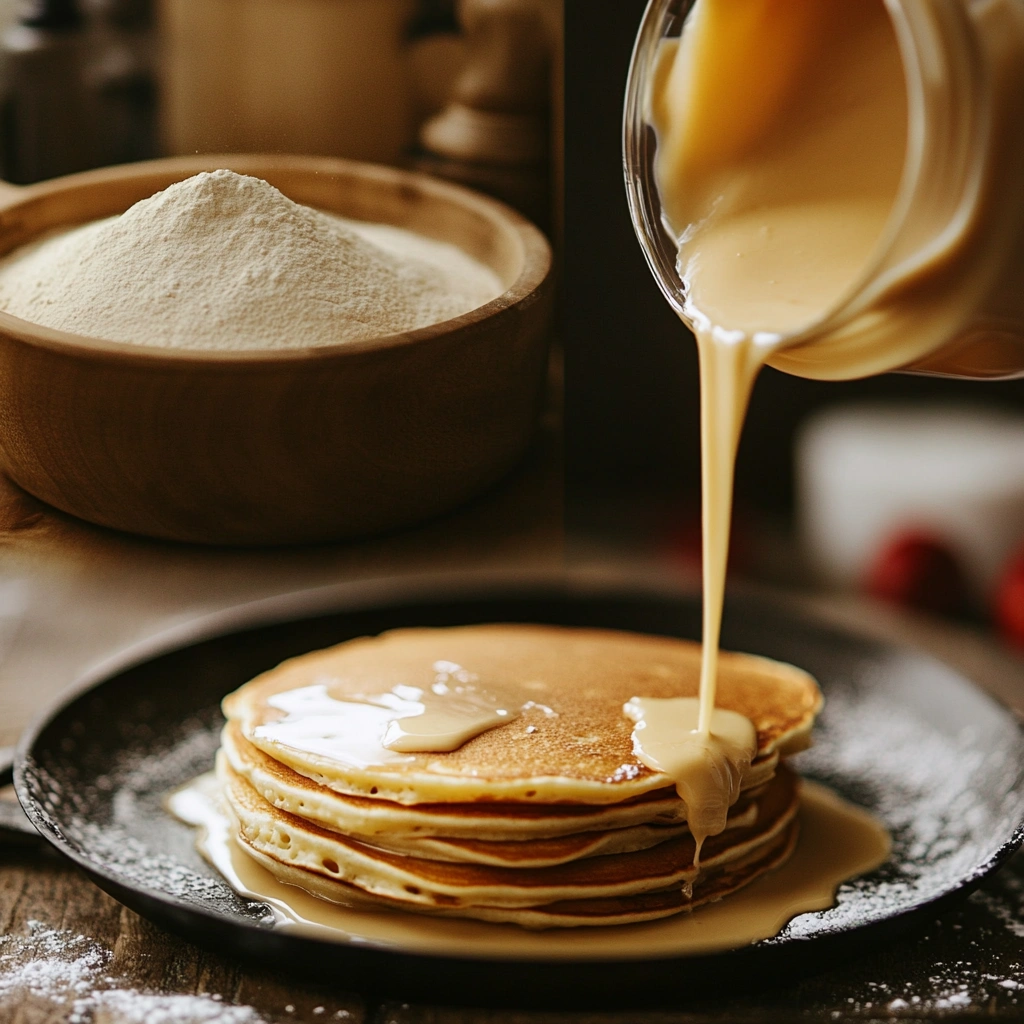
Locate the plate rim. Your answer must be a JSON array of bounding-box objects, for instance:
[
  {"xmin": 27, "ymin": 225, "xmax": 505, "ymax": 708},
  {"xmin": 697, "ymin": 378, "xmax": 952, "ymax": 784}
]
[{"xmin": 13, "ymin": 567, "xmax": 1024, "ymax": 966}]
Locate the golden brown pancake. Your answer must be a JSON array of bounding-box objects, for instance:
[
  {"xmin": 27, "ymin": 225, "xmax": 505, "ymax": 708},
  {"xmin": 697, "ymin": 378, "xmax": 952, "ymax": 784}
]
[
  {"xmin": 215, "ymin": 624, "xmax": 822, "ymax": 927},
  {"xmin": 224, "ymin": 624, "xmax": 821, "ymax": 805},
  {"xmin": 238, "ymin": 820, "xmax": 799, "ymax": 927},
  {"xmin": 472, "ymin": 824, "xmax": 801, "ymax": 927},
  {"xmin": 222, "ymin": 758, "xmax": 799, "ymax": 915},
  {"xmin": 221, "ymin": 720, "xmax": 775, "ymax": 846},
  {"xmin": 219, "ymin": 746, "xmax": 766, "ymax": 868}
]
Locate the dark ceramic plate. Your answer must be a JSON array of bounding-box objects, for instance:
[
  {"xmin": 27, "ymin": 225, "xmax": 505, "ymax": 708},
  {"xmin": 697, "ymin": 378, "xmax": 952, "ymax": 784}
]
[{"xmin": 8, "ymin": 572, "xmax": 1024, "ymax": 1006}]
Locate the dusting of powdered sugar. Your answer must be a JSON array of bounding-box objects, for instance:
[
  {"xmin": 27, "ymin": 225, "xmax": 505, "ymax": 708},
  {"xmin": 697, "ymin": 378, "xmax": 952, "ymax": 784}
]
[
  {"xmin": 0, "ymin": 921, "xmax": 112, "ymax": 1003},
  {"xmin": 20, "ymin": 717, "xmax": 272, "ymax": 921},
  {"xmin": 833, "ymin": 972, "xmax": 1021, "ymax": 1018},
  {"xmin": 68, "ymin": 819, "xmax": 235, "ymax": 903},
  {"xmin": 0, "ymin": 169, "xmax": 503, "ymax": 350},
  {"xmin": 0, "ymin": 921, "xmax": 267, "ymax": 1022},
  {"xmin": 109, "ymin": 721, "xmax": 225, "ymax": 825},
  {"xmin": 773, "ymin": 664, "xmax": 1024, "ymax": 942},
  {"xmin": 73, "ymin": 990, "xmax": 266, "ymax": 1023}
]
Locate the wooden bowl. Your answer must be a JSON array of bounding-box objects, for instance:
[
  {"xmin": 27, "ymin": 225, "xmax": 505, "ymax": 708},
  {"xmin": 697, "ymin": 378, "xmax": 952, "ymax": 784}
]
[{"xmin": 0, "ymin": 155, "xmax": 554, "ymax": 545}]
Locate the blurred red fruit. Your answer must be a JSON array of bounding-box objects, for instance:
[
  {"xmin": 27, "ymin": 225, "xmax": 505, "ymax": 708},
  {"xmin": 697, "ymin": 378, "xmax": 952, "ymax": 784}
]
[
  {"xmin": 995, "ymin": 546, "xmax": 1024, "ymax": 650},
  {"xmin": 864, "ymin": 531, "xmax": 968, "ymax": 617}
]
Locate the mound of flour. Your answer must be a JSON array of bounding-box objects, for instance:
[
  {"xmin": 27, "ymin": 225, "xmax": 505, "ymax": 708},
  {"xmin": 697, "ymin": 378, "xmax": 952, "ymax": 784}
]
[{"xmin": 0, "ymin": 170, "xmax": 503, "ymax": 350}]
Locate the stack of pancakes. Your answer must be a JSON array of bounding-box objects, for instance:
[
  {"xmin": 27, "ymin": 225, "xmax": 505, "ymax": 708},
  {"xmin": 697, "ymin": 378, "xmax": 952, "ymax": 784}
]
[{"xmin": 219, "ymin": 624, "xmax": 822, "ymax": 927}]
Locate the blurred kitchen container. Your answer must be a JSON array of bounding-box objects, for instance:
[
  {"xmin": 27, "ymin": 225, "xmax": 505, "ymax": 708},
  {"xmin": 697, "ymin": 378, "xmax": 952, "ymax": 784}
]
[
  {"xmin": 0, "ymin": 0, "xmax": 96, "ymax": 183},
  {"xmin": 87, "ymin": 0, "xmax": 158, "ymax": 166},
  {"xmin": 158, "ymin": 0, "xmax": 417, "ymax": 163},
  {"xmin": 796, "ymin": 404, "xmax": 1024, "ymax": 601}
]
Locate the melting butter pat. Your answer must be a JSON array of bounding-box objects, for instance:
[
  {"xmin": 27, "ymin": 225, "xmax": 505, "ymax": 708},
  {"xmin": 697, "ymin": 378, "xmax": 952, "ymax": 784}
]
[{"xmin": 623, "ymin": 696, "xmax": 757, "ymax": 862}]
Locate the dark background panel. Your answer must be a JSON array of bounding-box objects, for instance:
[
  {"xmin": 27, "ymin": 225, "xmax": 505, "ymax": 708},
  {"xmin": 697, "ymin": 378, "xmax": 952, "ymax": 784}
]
[{"xmin": 563, "ymin": 0, "xmax": 696, "ymax": 510}]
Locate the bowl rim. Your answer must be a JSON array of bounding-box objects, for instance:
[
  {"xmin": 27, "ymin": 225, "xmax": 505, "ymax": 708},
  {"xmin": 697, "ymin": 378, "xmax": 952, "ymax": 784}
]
[{"xmin": 0, "ymin": 153, "xmax": 554, "ymax": 366}]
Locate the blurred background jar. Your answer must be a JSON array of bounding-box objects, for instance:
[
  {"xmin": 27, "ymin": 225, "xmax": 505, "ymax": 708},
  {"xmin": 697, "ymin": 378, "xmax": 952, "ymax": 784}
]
[
  {"xmin": 0, "ymin": 0, "xmax": 157, "ymax": 181},
  {"xmin": 416, "ymin": 0, "xmax": 555, "ymax": 228},
  {"xmin": 158, "ymin": 0, "xmax": 418, "ymax": 164},
  {"xmin": 0, "ymin": 0, "xmax": 100, "ymax": 182}
]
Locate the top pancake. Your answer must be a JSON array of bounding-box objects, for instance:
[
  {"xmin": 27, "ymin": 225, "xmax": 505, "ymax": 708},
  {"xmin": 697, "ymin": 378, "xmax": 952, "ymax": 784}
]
[{"xmin": 224, "ymin": 624, "xmax": 822, "ymax": 805}]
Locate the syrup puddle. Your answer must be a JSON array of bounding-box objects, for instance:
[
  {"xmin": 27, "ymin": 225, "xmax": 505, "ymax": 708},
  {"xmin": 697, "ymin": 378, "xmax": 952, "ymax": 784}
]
[{"xmin": 169, "ymin": 774, "xmax": 890, "ymax": 960}]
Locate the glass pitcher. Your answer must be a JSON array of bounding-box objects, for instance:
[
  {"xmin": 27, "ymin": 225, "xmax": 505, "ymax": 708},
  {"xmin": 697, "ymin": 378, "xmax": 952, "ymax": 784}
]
[{"xmin": 623, "ymin": 0, "xmax": 1024, "ymax": 381}]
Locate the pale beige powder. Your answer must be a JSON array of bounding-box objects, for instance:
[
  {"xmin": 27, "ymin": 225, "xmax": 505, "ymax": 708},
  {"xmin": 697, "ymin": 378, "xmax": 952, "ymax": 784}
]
[{"xmin": 0, "ymin": 169, "xmax": 503, "ymax": 350}]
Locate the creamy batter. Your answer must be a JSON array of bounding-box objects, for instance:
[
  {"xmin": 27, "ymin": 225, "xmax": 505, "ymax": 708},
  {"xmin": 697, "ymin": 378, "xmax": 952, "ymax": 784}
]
[
  {"xmin": 642, "ymin": 0, "xmax": 1024, "ymax": 849},
  {"xmin": 652, "ymin": 0, "xmax": 906, "ymax": 344},
  {"xmin": 652, "ymin": 0, "xmax": 905, "ymax": 842},
  {"xmin": 623, "ymin": 696, "xmax": 755, "ymax": 865},
  {"xmin": 650, "ymin": 0, "xmax": 1024, "ymax": 382}
]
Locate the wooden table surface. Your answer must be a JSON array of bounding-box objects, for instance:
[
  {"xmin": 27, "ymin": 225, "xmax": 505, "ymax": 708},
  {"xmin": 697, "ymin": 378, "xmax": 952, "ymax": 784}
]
[
  {"xmin": 3, "ymin": 447, "xmax": 1024, "ymax": 1021},
  {"xmin": 3, "ymin": 837, "xmax": 1024, "ymax": 1023}
]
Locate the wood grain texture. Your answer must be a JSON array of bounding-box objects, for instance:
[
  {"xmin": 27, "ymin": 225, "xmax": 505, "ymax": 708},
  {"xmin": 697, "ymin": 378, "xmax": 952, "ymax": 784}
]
[
  {"xmin": 0, "ymin": 155, "xmax": 554, "ymax": 545},
  {"xmin": 0, "ymin": 846, "xmax": 369, "ymax": 1023}
]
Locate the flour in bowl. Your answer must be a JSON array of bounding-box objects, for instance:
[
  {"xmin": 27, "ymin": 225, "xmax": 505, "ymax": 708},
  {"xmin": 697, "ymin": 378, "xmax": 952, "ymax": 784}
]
[{"xmin": 0, "ymin": 169, "xmax": 504, "ymax": 350}]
